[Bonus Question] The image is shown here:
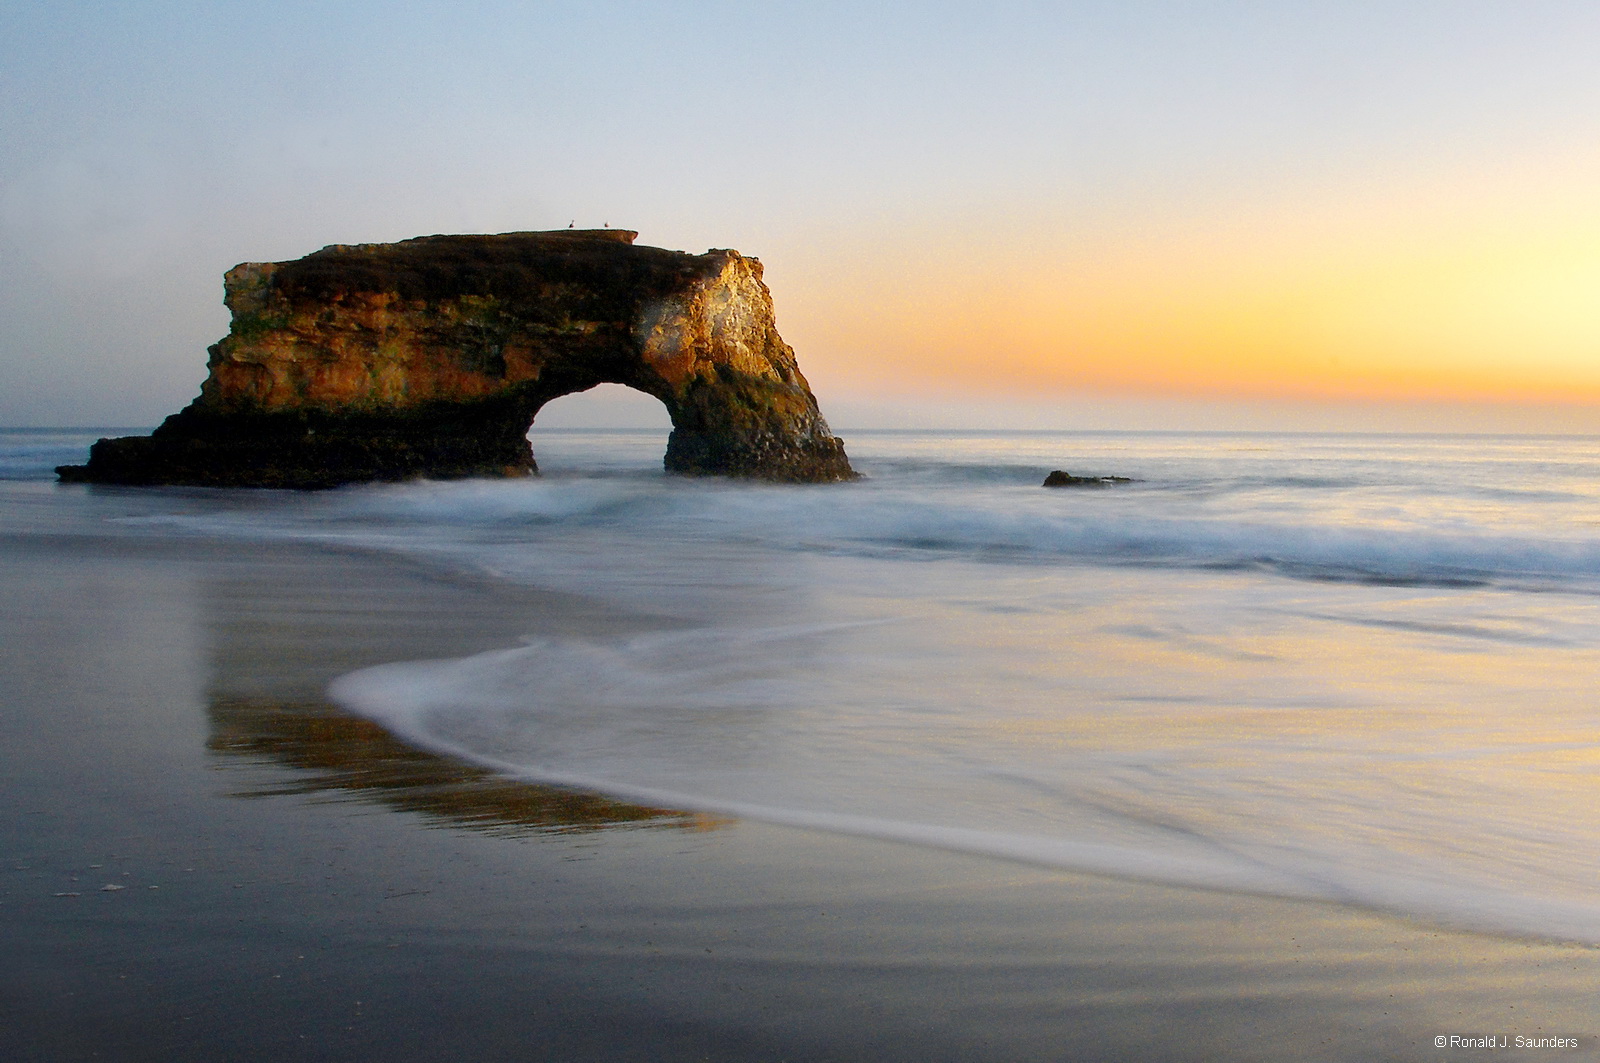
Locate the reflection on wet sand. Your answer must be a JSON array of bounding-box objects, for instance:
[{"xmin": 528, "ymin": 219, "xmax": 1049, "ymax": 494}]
[
  {"xmin": 206, "ymin": 695, "xmax": 726, "ymax": 836},
  {"xmin": 192, "ymin": 543, "xmax": 724, "ymax": 836}
]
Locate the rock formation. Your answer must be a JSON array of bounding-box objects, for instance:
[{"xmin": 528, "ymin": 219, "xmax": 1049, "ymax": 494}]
[
  {"xmin": 58, "ymin": 229, "xmax": 854, "ymax": 487},
  {"xmin": 1042, "ymin": 470, "xmax": 1134, "ymax": 487}
]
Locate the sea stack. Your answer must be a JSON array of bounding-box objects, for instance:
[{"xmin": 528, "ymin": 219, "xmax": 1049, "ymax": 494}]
[
  {"xmin": 58, "ymin": 229, "xmax": 855, "ymax": 487},
  {"xmin": 1042, "ymin": 470, "xmax": 1134, "ymax": 487}
]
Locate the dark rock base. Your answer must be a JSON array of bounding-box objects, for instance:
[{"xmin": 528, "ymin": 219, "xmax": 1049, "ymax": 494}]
[{"xmin": 58, "ymin": 402, "xmax": 536, "ymax": 490}]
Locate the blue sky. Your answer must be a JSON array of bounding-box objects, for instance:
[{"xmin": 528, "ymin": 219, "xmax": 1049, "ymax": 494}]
[{"xmin": 6, "ymin": 1, "xmax": 1600, "ymax": 428}]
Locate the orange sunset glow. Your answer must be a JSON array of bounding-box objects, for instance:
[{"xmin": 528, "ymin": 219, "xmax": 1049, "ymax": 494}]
[{"xmin": 788, "ymin": 160, "xmax": 1600, "ymax": 410}]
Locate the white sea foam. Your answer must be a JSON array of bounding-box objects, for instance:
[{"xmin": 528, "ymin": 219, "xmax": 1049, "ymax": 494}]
[
  {"xmin": 133, "ymin": 461, "xmax": 1600, "ymax": 595},
  {"xmin": 328, "ymin": 611, "xmax": 1600, "ymax": 944}
]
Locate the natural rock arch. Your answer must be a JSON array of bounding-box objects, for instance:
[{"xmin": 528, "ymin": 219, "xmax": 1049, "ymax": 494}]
[{"xmin": 60, "ymin": 229, "xmax": 854, "ymax": 488}]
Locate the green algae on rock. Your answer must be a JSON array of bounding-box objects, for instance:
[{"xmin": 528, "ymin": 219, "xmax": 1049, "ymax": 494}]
[{"xmin": 59, "ymin": 229, "xmax": 855, "ymax": 487}]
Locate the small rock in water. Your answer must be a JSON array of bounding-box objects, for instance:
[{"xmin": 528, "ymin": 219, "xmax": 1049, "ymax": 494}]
[{"xmin": 1042, "ymin": 470, "xmax": 1134, "ymax": 488}]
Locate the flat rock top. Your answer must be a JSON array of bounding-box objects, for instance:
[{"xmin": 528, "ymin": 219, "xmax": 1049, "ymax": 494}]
[{"xmin": 264, "ymin": 229, "xmax": 716, "ymax": 304}]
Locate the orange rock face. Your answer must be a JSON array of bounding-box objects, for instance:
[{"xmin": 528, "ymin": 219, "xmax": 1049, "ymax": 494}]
[{"xmin": 60, "ymin": 229, "xmax": 854, "ymax": 487}]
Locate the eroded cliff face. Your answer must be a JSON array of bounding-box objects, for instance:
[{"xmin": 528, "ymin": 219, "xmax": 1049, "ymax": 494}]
[{"xmin": 59, "ymin": 229, "xmax": 854, "ymax": 487}]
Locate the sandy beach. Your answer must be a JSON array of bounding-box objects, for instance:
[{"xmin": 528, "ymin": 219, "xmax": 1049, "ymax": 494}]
[{"xmin": 2, "ymin": 510, "xmax": 1596, "ymax": 1063}]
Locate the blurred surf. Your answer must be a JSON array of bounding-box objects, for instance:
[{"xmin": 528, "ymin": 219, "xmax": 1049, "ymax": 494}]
[{"xmin": 20, "ymin": 427, "xmax": 1600, "ymax": 941}]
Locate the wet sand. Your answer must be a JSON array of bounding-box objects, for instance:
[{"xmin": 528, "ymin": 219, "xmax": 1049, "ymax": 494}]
[{"xmin": 2, "ymin": 528, "xmax": 1596, "ymax": 1062}]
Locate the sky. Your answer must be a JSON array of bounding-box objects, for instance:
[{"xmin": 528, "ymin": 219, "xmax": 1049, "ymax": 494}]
[{"xmin": 4, "ymin": 1, "xmax": 1600, "ymax": 431}]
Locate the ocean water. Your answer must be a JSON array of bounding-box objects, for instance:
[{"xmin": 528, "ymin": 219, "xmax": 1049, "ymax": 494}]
[{"xmin": 13, "ymin": 426, "xmax": 1600, "ymax": 943}]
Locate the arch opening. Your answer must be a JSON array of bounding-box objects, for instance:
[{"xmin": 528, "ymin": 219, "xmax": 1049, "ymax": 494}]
[{"xmin": 527, "ymin": 383, "xmax": 675, "ymax": 477}]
